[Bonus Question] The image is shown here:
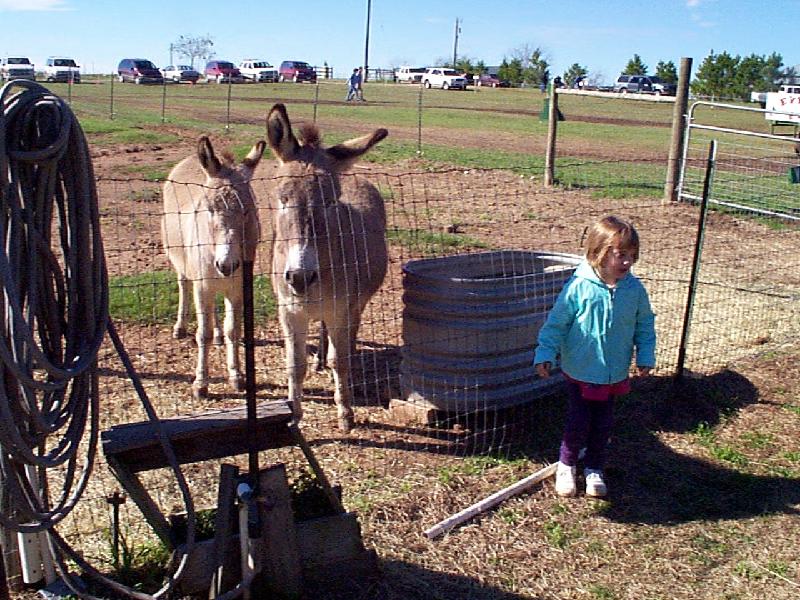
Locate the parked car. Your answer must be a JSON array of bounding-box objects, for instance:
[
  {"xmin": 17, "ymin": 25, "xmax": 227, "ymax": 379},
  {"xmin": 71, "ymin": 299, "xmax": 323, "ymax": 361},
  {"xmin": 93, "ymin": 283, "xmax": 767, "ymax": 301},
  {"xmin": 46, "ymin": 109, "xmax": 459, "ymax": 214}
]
[
  {"xmin": 238, "ymin": 59, "xmax": 278, "ymax": 82},
  {"xmin": 278, "ymin": 60, "xmax": 317, "ymax": 83},
  {"xmin": 395, "ymin": 66, "xmax": 425, "ymax": 84},
  {"xmin": 117, "ymin": 58, "xmax": 163, "ymax": 84},
  {"xmin": 204, "ymin": 60, "xmax": 242, "ymax": 84},
  {"xmin": 1, "ymin": 56, "xmax": 35, "ymax": 81},
  {"xmin": 161, "ymin": 65, "xmax": 200, "ymax": 84},
  {"xmin": 476, "ymin": 73, "xmax": 509, "ymax": 88},
  {"xmin": 422, "ymin": 68, "xmax": 468, "ymax": 90},
  {"xmin": 43, "ymin": 57, "xmax": 80, "ymax": 83},
  {"xmin": 614, "ymin": 74, "xmax": 676, "ymax": 96}
]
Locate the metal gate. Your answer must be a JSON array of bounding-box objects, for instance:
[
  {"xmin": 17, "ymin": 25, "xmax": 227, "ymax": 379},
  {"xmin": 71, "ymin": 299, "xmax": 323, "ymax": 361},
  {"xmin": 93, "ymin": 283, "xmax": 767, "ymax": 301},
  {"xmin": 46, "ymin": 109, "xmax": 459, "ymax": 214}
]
[{"xmin": 673, "ymin": 101, "xmax": 800, "ymax": 376}]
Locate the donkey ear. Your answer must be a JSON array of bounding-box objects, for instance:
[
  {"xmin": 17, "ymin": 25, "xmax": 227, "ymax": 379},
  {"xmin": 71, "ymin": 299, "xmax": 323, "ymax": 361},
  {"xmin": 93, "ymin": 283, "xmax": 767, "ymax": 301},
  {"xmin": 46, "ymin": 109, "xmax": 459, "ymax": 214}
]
[
  {"xmin": 266, "ymin": 104, "xmax": 300, "ymax": 163},
  {"xmin": 326, "ymin": 128, "xmax": 388, "ymax": 170},
  {"xmin": 242, "ymin": 140, "xmax": 266, "ymax": 170},
  {"xmin": 197, "ymin": 136, "xmax": 222, "ymax": 177}
]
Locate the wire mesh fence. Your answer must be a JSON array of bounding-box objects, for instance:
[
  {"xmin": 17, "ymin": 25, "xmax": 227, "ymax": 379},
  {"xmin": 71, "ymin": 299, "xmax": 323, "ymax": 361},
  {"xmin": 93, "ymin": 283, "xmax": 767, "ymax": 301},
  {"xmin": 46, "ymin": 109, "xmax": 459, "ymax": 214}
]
[
  {"xmin": 6, "ymin": 82, "xmax": 799, "ymax": 597},
  {"xmin": 38, "ymin": 150, "xmax": 797, "ymax": 592}
]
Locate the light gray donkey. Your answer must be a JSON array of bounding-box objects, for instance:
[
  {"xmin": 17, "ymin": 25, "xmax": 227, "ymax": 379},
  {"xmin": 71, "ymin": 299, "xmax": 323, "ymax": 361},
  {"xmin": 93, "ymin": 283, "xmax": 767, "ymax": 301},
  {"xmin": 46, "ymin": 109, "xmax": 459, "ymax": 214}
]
[
  {"xmin": 266, "ymin": 103, "xmax": 388, "ymax": 432},
  {"xmin": 162, "ymin": 136, "xmax": 265, "ymax": 398}
]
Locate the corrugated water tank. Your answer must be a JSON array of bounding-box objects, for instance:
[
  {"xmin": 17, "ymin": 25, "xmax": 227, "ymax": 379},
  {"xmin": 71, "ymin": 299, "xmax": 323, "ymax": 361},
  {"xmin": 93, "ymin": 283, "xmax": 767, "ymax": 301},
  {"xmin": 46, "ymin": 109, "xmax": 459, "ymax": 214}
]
[{"xmin": 400, "ymin": 250, "xmax": 581, "ymax": 412}]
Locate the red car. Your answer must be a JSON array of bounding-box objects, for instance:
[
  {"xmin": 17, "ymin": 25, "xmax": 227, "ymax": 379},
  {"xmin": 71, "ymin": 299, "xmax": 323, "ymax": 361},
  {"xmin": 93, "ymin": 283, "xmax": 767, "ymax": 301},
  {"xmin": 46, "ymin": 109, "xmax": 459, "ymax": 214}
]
[
  {"xmin": 476, "ymin": 73, "xmax": 509, "ymax": 88},
  {"xmin": 204, "ymin": 60, "xmax": 242, "ymax": 84}
]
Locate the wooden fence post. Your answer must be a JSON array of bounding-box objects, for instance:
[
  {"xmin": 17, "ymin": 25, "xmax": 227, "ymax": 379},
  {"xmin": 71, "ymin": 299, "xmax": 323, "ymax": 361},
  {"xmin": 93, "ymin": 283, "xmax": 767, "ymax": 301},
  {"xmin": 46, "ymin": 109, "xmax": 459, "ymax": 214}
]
[
  {"xmin": 664, "ymin": 57, "xmax": 693, "ymax": 204},
  {"xmin": 544, "ymin": 84, "xmax": 558, "ymax": 187}
]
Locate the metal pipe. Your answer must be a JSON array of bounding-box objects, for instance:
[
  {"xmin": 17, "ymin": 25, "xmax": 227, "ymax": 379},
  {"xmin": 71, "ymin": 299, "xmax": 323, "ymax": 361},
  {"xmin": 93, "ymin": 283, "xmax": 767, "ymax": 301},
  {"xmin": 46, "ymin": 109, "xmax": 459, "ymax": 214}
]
[
  {"xmin": 242, "ymin": 260, "xmax": 259, "ymax": 484},
  {"xmin": 675, "ymin": 140, "xmax": 716, "ymax": 379}
]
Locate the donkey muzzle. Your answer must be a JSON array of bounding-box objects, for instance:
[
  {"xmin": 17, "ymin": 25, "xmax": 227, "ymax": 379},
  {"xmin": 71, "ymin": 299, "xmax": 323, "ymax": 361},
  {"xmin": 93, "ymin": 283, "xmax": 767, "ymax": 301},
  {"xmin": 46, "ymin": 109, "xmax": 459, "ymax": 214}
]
[
  {"xmin": 285, "ymin": 269, "xmax": 318, "ymax": 295},
  {"xmin": 215, "ymin": 259, "xmax": 240, "ymax": 277}
]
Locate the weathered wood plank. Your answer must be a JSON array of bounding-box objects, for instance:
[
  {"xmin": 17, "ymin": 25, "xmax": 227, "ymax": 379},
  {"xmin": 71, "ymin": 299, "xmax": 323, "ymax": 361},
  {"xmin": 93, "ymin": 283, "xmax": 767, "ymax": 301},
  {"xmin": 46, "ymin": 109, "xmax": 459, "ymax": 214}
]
[
  {"xmin": 101, "ymin": 401, "xmax": 294, "ymax": 472},
  {"xmin": 255, "ymin": 464, "xmax": 302, "ymax": 598}
]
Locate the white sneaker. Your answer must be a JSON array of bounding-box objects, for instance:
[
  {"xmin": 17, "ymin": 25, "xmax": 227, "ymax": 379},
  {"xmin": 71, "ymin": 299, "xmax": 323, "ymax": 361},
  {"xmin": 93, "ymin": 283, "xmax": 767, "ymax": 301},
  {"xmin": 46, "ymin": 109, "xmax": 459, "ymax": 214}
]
[
  {"xmin": 584, "ymin": 469, "xmax": 607, "ymax": 498},
  {"xmin": 555, "ymin": 462, "xmax": 577, "ymax": 497}
]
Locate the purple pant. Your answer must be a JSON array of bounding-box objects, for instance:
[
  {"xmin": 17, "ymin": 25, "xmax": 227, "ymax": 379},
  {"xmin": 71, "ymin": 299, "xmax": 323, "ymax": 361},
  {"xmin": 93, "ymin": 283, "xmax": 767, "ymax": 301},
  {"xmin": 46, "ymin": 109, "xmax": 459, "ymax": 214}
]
[{"xmin": 559, "ymin": 380, "xmax": 615, "ymax": 470}]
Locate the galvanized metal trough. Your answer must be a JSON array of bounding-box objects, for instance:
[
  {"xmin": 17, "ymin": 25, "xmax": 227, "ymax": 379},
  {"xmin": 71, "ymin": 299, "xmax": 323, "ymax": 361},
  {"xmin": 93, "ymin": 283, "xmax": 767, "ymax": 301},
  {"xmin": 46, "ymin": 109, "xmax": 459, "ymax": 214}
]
[{"xmin": 400, "ymin": 250, "xmax": 581, "ymax": 413}]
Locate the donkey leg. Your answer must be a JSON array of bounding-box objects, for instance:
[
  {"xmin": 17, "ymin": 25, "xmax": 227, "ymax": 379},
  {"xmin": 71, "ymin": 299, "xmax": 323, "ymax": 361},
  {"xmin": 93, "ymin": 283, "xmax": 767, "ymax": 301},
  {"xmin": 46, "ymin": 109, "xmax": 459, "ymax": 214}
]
[
  {"xmin": 280, "ymin": 307, "xmax": 309, "ymax": 421},
  {"xmin": 315, "ymin": 321, "xmax": 329, "ymax": 372},
  {"xmin": 212, "ymin": 306, "xmax": 224, "ymax": 346},
  {"xmin": 328, "ymin": 322, "xmax": 356, "ymax": 433},
  {"xmin": 223, "ymin": 293, "xmax": 243, "ymax": 392},
  {"xmin": 173, "ymin": 275, "xmax": 191, "ymax": 339},
  {"xmin": 192, "ymin": 283, "xmax": 214, "ymax": 399}
]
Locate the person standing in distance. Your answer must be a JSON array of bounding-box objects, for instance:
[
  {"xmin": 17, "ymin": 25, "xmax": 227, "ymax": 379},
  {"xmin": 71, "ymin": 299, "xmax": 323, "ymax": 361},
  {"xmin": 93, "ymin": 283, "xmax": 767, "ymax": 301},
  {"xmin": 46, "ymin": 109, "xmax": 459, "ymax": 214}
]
[{"xmin": 346, "ymin": 68, "xmax": 362, "ymax": 101}]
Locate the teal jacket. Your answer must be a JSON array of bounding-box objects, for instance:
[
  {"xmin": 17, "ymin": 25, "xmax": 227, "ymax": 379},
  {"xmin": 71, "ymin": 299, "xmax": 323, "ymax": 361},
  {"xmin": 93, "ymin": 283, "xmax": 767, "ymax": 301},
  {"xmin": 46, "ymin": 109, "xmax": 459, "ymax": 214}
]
[{"xmin": 534, "ymin": 260, "xmax": 656, "ymax": 384}]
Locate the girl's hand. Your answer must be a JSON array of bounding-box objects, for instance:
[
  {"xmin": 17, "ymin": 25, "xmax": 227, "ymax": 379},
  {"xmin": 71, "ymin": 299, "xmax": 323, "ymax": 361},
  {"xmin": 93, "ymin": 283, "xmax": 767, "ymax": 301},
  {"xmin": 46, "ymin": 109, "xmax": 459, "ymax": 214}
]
[
  {"xmin": 636, "ymin": 366, "xmax": 651, "ymax": 377},
  {"xmin": 536, "ymin": 362, "xmax": 551, "ymax": 378}
]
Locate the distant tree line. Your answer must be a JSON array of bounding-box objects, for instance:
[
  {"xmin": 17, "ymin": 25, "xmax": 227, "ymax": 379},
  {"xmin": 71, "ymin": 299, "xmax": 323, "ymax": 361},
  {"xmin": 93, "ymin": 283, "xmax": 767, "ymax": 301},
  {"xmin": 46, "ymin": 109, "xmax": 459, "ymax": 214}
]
[{"xmin": 691, "ymin": 51, "xmax": 790, "ymax": 99}]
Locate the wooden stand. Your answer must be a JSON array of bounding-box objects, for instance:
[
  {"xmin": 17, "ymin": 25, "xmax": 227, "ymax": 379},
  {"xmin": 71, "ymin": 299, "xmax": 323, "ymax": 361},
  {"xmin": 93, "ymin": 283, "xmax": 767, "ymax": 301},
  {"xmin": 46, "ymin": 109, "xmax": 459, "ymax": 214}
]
[{"xmin": 101, "ymin": 400, "xmax": 373, "ymax": 597}]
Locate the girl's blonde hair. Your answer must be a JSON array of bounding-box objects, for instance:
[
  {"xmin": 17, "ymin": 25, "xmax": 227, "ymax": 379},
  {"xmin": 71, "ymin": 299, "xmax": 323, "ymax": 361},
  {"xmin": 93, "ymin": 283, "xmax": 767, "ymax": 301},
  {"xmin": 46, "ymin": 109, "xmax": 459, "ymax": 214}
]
[{"xmin": 585, "ymin": 216, "xmax": 640, "ymax": 268}]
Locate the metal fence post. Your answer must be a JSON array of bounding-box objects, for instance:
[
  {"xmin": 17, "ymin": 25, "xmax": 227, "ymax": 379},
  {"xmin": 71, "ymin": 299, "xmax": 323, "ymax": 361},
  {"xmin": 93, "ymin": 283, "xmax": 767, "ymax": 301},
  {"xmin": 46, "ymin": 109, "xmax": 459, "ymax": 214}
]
[
  {"xmin": 161, "ymin": 78, "xmax": 167, "ymax": 124},
  {"xmin": 664, "ymin": 57, "xmax": 693, "ymax": 204},
  {"xmin": 313, "ymin": 82, "xmax": 319, "ymax": 123},
  {"xmin": 544, "ymin": 85, "xmax": 558, "ymax": 186},
  {"xmin": 675, "ymin": 139, "xmax": 716, "ymax": 379},
  {"xmin": 109, "ymin": 73, "xmax": 114, "ymax": 120},
  {"xmin": 417, "ymin": 84, "xmax": 423, "ymax": 154},
  {"xmin": 225, "ymin": 77, "xmax": 232, "ymax": 133}
]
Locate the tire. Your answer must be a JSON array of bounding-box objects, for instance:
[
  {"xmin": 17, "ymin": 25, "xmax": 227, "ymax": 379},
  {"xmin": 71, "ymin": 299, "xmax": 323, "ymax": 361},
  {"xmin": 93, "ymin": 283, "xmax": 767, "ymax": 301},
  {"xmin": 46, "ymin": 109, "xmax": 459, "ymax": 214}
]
[
  {"xmin": 654, "ymin": 90, "xmax": 662, "ymax": 97},
  {"xmin": 135, "ymin": 76, "xmax": 141, "ymax": 85},
  {"xmin": 424, "ymin": 80, "xmax": 431, "ymax": 89},
  {"xmin": 443, "ymin": 82, "xmax": 450, "ymax": 90},
  {"xmin": 216, "ymin": 75, "xmax": 222, "ymax": 84},
  {"xmin": 492, "ymin": 82, "xmax": 497, "ymax": 88},
  {"xmin": 620, "ymin": 87, "xmax": 628, "ymax": 94},
  {"xmin": 279, "ymin": 74, "xmax": 285, "ymax": 83},
  {"xmin": 293, "ymin": 74, "xmax": 298, "ymax": 83},
  {"xmin": 118, "ymin": 74, "xmax": 124, "ymax": 83}
]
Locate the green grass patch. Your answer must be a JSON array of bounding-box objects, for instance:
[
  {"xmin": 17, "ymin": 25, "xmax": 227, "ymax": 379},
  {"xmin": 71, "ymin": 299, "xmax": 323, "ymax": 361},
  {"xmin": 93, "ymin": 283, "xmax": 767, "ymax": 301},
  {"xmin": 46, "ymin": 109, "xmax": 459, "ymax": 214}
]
[
  {"xmin": 387, "ymin": 227, "xmax": 489, "ymax": 256},
  {"xmin": 109, "ymin": 270, "xmax": 275, "ymax": 324}
]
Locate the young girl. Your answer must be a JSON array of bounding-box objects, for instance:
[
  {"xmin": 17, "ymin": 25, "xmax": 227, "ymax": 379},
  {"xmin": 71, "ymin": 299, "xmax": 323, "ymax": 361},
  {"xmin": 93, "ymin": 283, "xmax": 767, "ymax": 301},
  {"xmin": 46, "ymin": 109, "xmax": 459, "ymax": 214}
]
[{"xmin": 534, "ymin": 216, "xmax": 656, "ymax": 497}]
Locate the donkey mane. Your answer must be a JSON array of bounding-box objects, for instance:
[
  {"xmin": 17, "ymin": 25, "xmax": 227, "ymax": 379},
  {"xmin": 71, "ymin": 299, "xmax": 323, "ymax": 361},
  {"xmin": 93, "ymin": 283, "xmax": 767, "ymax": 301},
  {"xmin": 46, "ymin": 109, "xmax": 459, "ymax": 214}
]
[{"xmin": 297, "ymin": 123, "xmax": 321, "ymax": 148}]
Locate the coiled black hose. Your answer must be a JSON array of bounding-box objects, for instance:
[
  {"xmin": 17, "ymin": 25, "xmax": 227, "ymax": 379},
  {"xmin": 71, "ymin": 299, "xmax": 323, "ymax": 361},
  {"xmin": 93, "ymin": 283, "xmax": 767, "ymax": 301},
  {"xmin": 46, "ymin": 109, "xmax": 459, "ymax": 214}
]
[{"xmin": 0, "ymin": 79, "xmax": 106, "ymax": 533}]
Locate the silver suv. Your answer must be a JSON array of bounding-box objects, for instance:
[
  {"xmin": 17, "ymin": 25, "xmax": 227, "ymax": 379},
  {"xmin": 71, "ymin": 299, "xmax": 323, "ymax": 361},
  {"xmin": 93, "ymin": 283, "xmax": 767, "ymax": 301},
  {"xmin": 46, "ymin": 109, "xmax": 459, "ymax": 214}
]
[{"xmin": 614, "ymin": 74, "xmax": 675, "ymax": 96}]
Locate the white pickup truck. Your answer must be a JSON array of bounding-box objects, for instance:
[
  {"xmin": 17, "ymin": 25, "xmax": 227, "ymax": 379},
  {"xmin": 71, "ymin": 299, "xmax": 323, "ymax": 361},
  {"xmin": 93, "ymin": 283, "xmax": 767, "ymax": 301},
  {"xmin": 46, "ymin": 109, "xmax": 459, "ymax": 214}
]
[
  {"xmin": 395, "ymin": 66, "xmax": 425, "ymax": 84},
  {"xmin": 0, "ymin": 56, "xmax": 35, "ymax": 81},
  {"xmin": 238, "ymin": 60, "xmax": 278, "ymax": 83},
  {"xmin": 421, "ymin": 67, "xmax": 468, "ymax": 90},
  {"xmin": 43, "ymin": 57, "xmax": 81, "ymax": 83}
]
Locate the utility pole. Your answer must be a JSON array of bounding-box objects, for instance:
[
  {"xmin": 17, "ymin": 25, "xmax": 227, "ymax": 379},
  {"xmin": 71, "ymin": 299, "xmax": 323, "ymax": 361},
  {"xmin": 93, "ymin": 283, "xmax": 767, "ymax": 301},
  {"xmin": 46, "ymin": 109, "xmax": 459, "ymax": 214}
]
[
  {"xmin": 169, "ymin": 43, "xmax": 174, "ymax": 67},
  {"xmin": 452, "ymin": 18, "xmax": 461, "ymax": 69},
  {"xmin": 363, "ymin": 0, "xmax": 372, "ymax": 82}
]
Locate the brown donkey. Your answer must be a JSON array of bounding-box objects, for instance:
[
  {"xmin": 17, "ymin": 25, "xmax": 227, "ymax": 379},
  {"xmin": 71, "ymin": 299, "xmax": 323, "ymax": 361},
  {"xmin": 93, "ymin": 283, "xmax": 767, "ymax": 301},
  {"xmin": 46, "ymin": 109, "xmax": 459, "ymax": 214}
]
[
  {"xmin": 266, "ymin": 103, "xmax": 388, "ymax": 432},
  {"xmin": 162, "ymin": 136, "xmax": 265, "ymax": 398}
]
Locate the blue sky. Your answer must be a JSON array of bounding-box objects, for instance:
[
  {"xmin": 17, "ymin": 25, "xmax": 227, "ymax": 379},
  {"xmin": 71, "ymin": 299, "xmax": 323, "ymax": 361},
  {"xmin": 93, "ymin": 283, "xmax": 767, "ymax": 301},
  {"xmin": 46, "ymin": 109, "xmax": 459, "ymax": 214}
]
[{"xmin": 1, "ymin": 0, "xmax": 798, "ymax": 84}]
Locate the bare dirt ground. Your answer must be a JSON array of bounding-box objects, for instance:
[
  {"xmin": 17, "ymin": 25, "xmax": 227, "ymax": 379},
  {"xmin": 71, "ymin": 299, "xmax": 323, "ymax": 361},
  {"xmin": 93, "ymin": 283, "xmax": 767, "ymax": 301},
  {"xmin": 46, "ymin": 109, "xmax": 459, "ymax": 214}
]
[{"xmin": 14, "ymin": 119, "xmax": 799, "ymax": 599}]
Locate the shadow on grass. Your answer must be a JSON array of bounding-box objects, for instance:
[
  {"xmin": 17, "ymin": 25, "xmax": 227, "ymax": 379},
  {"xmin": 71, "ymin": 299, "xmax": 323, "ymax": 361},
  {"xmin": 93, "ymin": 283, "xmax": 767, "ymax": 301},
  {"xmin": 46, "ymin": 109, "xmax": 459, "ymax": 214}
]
[
  {"xmin": 303, "ymin": 558, "xmax": 531, "ymax": 600},
  {"xmin": 598, "ymin": 369, "xmax": 800, "ymax": 524}
]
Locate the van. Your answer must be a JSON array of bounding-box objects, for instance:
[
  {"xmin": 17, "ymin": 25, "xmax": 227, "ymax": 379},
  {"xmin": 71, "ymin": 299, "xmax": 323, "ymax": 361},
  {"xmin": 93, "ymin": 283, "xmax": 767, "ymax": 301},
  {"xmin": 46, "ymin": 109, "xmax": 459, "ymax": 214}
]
[
  {"xmin": 278, "ymin": 61, "xmax": 316, "ymax": 83},
  {"xmin": 117, "ymin": 58, "xmax": 163, "ymax": 84},
  {"xmin": 204, "ymin": 60, "xmax": 242, "ymax": 84}
]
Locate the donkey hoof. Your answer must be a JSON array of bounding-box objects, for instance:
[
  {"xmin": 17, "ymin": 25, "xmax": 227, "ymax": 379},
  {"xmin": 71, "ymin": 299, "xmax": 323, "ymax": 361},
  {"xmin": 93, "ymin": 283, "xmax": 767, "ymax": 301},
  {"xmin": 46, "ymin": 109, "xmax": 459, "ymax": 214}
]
[
  {"xmin": 192, "ymin": 384, "xmax": 208, "ymax": 399},
  {"xmin": 173, "ymin": 327, "xmax": 187, "ymax": 339},
  {"xmin": 338, "ymin": 415, "xmax": 354, "ymax": 434},
  {"xmin": 229, "ymin": 375, "xmax": 244, "ymax": 392}
]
